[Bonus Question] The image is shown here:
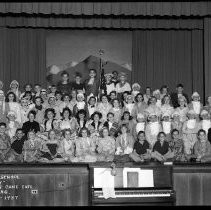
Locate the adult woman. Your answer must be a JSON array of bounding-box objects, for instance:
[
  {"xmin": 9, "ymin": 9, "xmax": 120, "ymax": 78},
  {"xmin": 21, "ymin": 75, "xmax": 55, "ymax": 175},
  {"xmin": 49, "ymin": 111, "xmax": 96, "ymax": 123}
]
[
  {"xmin": 144, "ymin": 96, "xmax": 162, "ymax": 120},
  {"xmin": 59, "ymin": 107, "xmax": 78, "ymax": 131},
  {"xmin": 5, "ymin": 91, "xmax": 22, "ymax": 124},
  {"xmin": 8, "ymin": 80, "xmax": 21, "ymax": 100},
  {"xmin": 160, "ymin": 95, "xmax": 174, "ymax": 117},
  {"xmin": 0, "ymin": 90, "xmax": 9, "ymax": 123},
  {"xmin": 89, "ymin": 111, "xmax": 103, "ymax": 133},
  {"xmin": 96, "ymin": 127, "xmax": 115, "ymax": 162},
  {"xmin": 76, "ymin": 109, "xmax": 88, "ymax": 131},
  {"xmin": 131, "ymin": 93, "xmax": 148, "ymax": 119},
  {"xmin": 22, "ymin": 110, "xmax": 40, "ymax": 136},
  {"xmin": 143, "ymin": 87, "xmax": 152, "ymax": 104},
  {"xmin": 42, "ymin": 108, "xmax": 57, "ymax": 132}
]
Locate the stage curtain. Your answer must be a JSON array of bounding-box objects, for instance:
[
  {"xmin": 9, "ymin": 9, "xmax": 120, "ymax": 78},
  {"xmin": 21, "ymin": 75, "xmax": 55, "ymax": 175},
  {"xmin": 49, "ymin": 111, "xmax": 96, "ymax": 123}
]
[
  {"xmin": 132, "ymin": 29, "xmax": 204, "ymax": 103},
  {"xmin": 0, "ymin": 16, "xmax": 203, "ymax": 29},
  {"xmin": 0, "ymin": 2, "xmax": 210, "ymax": 16},
  {"xmin": 204, "ymin": 17, "xmax": 211, "ymax": 100},
  {"xmin": 0, "ymin": 27, "xmax": 46, "ymax": 91}
]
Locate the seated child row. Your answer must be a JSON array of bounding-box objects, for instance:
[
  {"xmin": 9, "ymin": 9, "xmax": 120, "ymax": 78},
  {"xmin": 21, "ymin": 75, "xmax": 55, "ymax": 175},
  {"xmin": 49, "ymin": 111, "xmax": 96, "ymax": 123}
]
[{"xmin": 1, "ymin": 119, "xmax": 211, "ymax": 163}]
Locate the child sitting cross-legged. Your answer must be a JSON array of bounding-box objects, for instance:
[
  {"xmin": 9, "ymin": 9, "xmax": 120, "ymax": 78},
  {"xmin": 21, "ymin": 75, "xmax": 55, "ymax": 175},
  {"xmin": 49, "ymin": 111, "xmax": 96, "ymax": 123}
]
[
  {"xmin": 151, "ymin": 132, "xmax": 173, "ymax": 162},
  {"xmin": 38, "ymin": 129, "xmax": 64, "ymax": 163},
  {"xmin": 129, "ymin": 131, "xmax": 151, "ymax": 162}
]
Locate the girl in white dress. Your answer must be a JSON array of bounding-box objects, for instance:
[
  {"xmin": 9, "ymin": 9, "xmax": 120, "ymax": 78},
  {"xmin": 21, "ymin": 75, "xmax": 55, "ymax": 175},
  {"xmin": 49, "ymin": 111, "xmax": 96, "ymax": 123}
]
[
  {"xmin": 59, "ymin": 107, "xmax": 79, "ymax": 132},
  {"xmin": 5, "ymin": 92, "xmax": 22, "ymax": 124}
]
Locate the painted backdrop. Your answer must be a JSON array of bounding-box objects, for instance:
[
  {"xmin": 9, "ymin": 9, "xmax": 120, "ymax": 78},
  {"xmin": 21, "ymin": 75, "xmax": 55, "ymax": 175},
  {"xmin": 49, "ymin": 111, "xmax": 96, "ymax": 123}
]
[{"xmin": 46, "ymin": 29, "xmax": 132, "ymax": 84}]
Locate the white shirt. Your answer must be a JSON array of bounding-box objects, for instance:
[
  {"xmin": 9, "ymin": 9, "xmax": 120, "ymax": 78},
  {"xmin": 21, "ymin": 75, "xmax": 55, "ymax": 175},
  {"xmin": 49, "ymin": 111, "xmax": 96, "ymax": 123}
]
[{"xmin": 116, "ymin": 82, "xmax": 131, "ymax": 93}]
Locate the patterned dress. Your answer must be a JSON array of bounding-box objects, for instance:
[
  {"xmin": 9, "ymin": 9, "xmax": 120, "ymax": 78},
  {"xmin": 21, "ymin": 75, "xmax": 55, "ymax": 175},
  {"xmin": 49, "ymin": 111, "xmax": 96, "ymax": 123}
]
[
  {"xmin": 23, "ymin": 137, "xmax": 43, "ymax": 162},
  {"xmin": 96, "ymin": 136, "xmax": 115, "ymax": 162},
  {"xmin": 168, "ymin": 138, "xmax": 186, "ymax": 161},
  {"xmin": 0, "ymin": 133, "xmax": 11, "ymax": 162},
  {"xmin": 73, "ymin": 136, "xmax": 97, "ymax": 162}
]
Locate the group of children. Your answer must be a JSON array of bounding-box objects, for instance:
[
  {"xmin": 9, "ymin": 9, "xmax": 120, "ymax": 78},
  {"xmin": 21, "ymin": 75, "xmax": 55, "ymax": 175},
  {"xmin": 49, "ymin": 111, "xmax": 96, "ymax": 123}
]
[{"xmin": 0, "ymin": 69, "xmax": 211, "ymax": 163}]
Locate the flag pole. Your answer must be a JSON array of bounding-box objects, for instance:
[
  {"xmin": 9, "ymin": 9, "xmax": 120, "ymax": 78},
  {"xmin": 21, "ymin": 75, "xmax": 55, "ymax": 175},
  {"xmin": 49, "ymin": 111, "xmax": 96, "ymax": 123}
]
[{"xmin": 98, "ymin": 49, "xmax": 104, "ymax": 101}]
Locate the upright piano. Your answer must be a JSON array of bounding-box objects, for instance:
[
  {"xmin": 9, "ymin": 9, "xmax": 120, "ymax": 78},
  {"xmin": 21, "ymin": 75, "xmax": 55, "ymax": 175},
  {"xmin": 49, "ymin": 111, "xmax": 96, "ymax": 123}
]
[{"xmin": 90, "ymin": 162, "xmax": 176, "ymax": 206}]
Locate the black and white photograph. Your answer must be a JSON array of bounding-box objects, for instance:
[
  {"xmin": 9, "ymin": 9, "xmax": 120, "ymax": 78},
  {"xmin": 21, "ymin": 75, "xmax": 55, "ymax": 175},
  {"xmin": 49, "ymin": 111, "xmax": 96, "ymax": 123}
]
[{"xmin": 0, "ymin": 1, "xmax": 211, "ymax": 206}]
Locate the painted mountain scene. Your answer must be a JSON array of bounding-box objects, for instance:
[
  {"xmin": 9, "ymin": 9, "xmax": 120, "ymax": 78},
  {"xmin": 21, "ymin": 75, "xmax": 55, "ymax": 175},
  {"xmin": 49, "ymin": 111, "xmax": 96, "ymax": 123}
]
[
  {"xmin": 46, "ymin": 30, "xmax": 132, "ymax": 85},
  {"xmin": 46, "ymin": 55, "xmax": 132, "ymax": 85}
]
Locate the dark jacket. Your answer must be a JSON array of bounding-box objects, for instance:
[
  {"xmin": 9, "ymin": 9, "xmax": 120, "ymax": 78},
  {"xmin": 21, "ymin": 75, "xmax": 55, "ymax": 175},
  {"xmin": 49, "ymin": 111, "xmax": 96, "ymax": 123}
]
[
  {"xmin": 84, "ymin": 78, "xmax": 100, "ymax": 97},
  {"xmin": 170, "ymin": 92, "xmax": 189, "ymax": 108}
]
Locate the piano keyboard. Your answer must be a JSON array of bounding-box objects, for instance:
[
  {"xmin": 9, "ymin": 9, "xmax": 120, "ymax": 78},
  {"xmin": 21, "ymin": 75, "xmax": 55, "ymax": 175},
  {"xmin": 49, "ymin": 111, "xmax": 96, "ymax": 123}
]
[{"xmin": 94, "ymin": 189, "xmax": 172, "ymax": 198}]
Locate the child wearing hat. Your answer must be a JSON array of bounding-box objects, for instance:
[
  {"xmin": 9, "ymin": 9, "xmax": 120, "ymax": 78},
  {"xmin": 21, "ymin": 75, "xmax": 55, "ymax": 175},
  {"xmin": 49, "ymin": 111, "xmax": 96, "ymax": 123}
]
[
  {"xmin": 145, "ymin": 112, "xmax": 162, "ymax": 148},
  {"xmin": 96, "ymin": 94, "xmax": 112, "ymax": 122},
  {"xmin": 182, "ymin": 110, "xmax": 201, "ymax": 155},
  {"xmin": 115, "ymin": 72, "xmax": 131, "ymax": 100},
  {"xmin": 122, "ymin": 94, "xmax": 135, "ymax": 116},
  {"xmin": 161, "ymin": 112, "xmax": 172, "ymax": 141},
  {"xmin": 72, "ymin": 92, "xmax": 88, "ymax": 117},
  {"xmin": 131, "ymin": 83, "xmax": 141, "ymax": 98},
  {"xmin": 0, "ymin": 90, "xmax": 9, "ymax": 123},
  {"xmin": 134, "ymin": 113, "xmax": 146, "ymax": 138},
  {"xmin": 6, "ymin": 111, "xmax": 21, "ymax": 141},
  {"xmin": 153, "ymin": 89, "xmax": 162, "ymax": 108},
  {"xmin": 104, "ymin": 73, "xmax": 116, "ymax": 95},
  {"xmin": 171, "ymin": 111, "xmax": 183, "ymax": 137},
  {"xmin": 8, "ymin": 80, "xmax": 21, "ymax": 101},
  {"xmin": 188, "ymin": 92, "xmax": 203, "ymax": 120}
]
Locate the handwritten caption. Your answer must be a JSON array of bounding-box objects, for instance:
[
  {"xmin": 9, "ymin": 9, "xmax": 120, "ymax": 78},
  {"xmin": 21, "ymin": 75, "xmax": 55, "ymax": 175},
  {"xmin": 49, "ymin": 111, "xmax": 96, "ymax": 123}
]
[{"xmin": 0, "ymin": 175, "xmax": 35, "ymax": 201}]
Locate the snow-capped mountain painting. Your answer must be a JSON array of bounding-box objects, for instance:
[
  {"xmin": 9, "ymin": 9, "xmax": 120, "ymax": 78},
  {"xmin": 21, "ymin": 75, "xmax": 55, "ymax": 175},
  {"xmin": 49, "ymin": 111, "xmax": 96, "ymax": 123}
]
[
  {"xmin": 46, "ymin": 30, "xmax": 132, "ymax": 84},
  {"xmin": 46, "ymin": 55, "xmax": 132, "ymax": 84}
]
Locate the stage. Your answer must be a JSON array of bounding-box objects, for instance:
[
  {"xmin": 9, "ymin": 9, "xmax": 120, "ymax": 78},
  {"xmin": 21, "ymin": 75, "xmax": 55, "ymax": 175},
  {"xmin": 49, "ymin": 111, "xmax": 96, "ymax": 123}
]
[{"xmin": 0, "ymin": 162, "xmax": 211, "ymax": 206}]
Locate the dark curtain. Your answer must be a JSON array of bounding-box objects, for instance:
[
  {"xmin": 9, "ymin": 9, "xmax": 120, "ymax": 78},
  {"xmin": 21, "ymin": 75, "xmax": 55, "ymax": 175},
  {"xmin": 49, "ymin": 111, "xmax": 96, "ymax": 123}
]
[
  {"xmin": 0, "ymin": 27, "xmax": 46, "ymax": 91},
  {"xmin": 0, "ymin": 2, "xmax": 210, "ymax": 16},
  {"xmin": 0, "ymin": 16, "xmax": 203, "ymax": 29},
  {"xmin": 132, "ymin": 30, "xmax": 204, "ymax": 102},
  {"xmin": 204, "ymin": 17, "xmax": 211, "ymax": 100}
]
